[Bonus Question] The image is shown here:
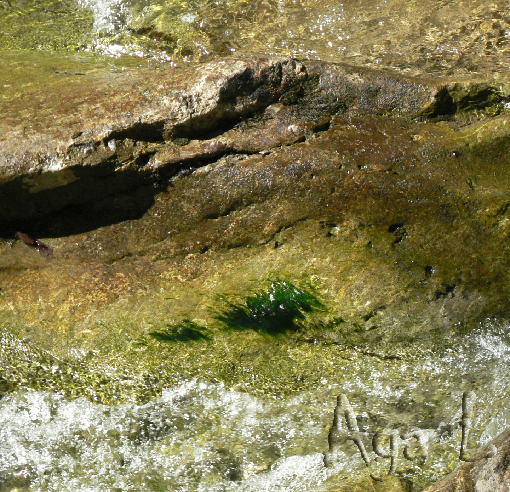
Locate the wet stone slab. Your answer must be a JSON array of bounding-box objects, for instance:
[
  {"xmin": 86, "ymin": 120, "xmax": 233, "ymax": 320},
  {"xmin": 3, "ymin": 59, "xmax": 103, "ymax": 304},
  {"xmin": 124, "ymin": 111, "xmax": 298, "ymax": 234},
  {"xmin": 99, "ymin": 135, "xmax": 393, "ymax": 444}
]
[
  {"xmin": 1, "ymin": 56, "xmax": 510, "ymax": 401},
  {"xmin": 3, "ymin": 55, "xmax": 510, "ymax": 491}
]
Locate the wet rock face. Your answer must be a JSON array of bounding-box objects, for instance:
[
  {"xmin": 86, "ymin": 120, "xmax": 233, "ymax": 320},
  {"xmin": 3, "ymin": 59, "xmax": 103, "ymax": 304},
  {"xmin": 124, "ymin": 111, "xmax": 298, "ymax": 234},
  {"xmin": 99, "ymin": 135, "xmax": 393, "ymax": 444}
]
[
  {"xmin": 2, "ymin": 56, "xmax": 510, "ymax": 389},
  {"xmin": 0, "ymin": 57, "xmax": 438, "ymax": 228},
  {"xmin": 0, "ymin": 55, "xmax": 497, "ymax": 230},
  {"xmin": 423, "ymin": 428, "xmax": 510, "ymax": 492},
  {"xmin": 0, "ymin": 57, "xmax": 307, "ymax": 224},
  {"xmin": 2, "ymin": 56, "xmax": 510, "ymax": 338}
]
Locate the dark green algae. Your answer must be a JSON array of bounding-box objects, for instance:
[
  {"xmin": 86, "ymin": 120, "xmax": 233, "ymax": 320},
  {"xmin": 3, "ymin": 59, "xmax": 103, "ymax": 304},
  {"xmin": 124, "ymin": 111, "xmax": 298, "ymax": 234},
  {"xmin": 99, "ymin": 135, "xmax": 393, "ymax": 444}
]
[{"xmin": 0, "ymin": 280, "xmax": 345, "ymax": 404}]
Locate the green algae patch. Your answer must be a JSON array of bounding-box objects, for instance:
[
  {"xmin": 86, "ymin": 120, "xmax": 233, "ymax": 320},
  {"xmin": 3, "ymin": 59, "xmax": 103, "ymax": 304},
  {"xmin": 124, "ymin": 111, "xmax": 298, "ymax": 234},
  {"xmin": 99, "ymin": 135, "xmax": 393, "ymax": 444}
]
[
  {"xmin": 446, "ymin": 82, "xmax": 510, "ymax": 115},
  {"xmin": 217, "ymin": 280, "xmax": 324, "ymax": 334},
  {"xmin": 0, "ymin": 266, "xmax": 464, "ymax": 405},
  {"xmin": 172, "ymin": 137, "xmax": 191, "ymax": 147}
]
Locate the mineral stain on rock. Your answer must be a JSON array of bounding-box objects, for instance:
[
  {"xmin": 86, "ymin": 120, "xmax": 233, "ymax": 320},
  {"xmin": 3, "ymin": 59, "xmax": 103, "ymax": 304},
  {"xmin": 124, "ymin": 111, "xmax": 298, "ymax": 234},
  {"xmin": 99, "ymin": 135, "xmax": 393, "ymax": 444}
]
[{"xmin": 14, "ymin": 232, "xmax": 53, "ymax": 259}]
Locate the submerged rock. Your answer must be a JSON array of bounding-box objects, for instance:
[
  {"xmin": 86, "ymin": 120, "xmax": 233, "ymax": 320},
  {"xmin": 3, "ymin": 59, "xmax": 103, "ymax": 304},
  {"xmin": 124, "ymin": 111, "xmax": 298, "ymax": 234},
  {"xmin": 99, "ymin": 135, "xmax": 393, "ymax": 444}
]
[
  {"xmin": 319, "ymin": 475, "xmax": 408, "ymax": 492},
  {"xmin": 0, "ymin": 55, "xmax": 509, "ymax": 385}
]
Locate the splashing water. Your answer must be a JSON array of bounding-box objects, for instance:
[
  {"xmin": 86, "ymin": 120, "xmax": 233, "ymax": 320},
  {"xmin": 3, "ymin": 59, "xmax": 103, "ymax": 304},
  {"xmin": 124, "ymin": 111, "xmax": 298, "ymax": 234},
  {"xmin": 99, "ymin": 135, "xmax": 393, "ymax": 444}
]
[
  {"xmin": 0, "ymin": 380, "xmax": 334, "ymax": 491},
  {"xmin": 77, "ymin": 0, "xmax": 130, "ymax": 33},
  {"xmin": 2, "ymin": 320, "xmax": 510, "ymax": 491}
]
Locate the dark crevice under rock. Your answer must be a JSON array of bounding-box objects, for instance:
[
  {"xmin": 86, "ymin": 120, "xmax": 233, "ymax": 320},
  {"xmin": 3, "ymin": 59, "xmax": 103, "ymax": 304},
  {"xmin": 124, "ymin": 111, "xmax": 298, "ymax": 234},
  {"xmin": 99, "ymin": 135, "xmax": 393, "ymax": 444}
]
[
  {"xmin": 0, "ymin": 166, "xmax": 157, "ymax": 238},
  {"xmin": 0, "ymin": 58, "xmax": 310, "ymax": 234},
  {"xmin": 2, "ymin": 57, "xmax": 503, "ymax": 239}
]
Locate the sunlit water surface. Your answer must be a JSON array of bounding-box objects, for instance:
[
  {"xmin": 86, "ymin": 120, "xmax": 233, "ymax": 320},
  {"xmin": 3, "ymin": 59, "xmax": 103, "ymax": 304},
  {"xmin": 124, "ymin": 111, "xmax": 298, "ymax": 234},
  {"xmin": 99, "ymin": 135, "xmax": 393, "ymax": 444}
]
[
  {"xmin": 1, "ymin": 0, "xmax": 509, "ymax": 76},
  {"xmin": 1, "ymin": 321, "xmax": 510, "ymax": 491}
]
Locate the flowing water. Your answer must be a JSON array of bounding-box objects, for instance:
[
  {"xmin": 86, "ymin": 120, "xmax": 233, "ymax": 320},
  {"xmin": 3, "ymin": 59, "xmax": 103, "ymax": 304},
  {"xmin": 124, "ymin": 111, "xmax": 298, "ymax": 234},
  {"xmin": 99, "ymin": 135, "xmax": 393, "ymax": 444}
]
[
  {"xmin": 1, "ymin": 0, "xmax": 510, "ymax": 75},
  {"xmin": 2, "ymin": 321, "xmax": 510, "ymax": 491},
  {"xmin": 2, "ymin": 0, "xmax": 510, "ymax": 490}
]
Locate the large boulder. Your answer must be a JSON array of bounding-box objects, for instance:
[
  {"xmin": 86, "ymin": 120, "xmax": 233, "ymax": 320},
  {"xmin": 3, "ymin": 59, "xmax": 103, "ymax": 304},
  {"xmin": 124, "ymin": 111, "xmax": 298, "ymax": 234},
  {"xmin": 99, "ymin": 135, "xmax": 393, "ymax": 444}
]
[
  {"xmin": 0, "ymin": 56, "xmax": 441, "ymax": 225},
  {"xmin": 3, "ymin": 53, "xmax": 510, "ymax": 491},
  {"xmin": 1, "ymin": 56, "xmax": 510, "ymax": 401},
  {"xmin": 1, "ymin": 2, "xmax": 510, "ymax": 490}
]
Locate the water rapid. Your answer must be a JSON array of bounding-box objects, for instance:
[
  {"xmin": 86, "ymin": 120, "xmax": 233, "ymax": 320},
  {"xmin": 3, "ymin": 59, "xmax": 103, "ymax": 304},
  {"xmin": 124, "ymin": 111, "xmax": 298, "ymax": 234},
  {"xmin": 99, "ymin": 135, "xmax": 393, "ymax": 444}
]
[{"xmin": 2, "ymin": 321, "xmax": 509, "ymax": 491}]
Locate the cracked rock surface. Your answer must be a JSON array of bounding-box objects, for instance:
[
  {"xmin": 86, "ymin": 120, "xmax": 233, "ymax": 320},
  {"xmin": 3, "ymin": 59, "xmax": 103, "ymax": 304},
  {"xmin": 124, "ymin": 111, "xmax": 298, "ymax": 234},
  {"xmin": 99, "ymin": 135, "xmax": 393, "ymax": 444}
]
[{"xmin": 2, "ymin": 56, "xmax": 510, "ymax": 398}]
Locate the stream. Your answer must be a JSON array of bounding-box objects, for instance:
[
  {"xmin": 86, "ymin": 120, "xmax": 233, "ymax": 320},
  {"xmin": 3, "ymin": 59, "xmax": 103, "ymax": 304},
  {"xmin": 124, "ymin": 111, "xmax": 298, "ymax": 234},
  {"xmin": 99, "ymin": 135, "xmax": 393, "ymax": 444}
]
[
  {"xmin": 2, "ymin": 321, "xmax": 510, "ymax": 490},
  {"xmin": 2, "ymin": 0, "xmax": 510, "ymax": 491}
]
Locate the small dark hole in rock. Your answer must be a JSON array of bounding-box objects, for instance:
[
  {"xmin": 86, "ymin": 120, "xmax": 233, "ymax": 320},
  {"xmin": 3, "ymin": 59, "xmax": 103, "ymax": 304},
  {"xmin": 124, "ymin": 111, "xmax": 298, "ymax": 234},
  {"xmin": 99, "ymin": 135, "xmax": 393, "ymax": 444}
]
[
  {"xmin": 434, "ymin": 283, "xmax": 456, "ymax": 300},
  {"xmin": 314, "ymin": 121, "xmax": 330, "ymax": 133},
  {"xmin": 204, "ymin": 213, "xmax": 220, "ymax": 220},
  {"xmin": 388, "ymin": 223, "xmax": 404, "ymax": 233}
]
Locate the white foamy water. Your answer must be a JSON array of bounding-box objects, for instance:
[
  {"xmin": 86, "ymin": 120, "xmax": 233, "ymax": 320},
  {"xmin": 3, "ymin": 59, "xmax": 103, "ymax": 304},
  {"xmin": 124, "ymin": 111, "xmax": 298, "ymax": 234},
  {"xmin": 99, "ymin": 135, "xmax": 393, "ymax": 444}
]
[
  {"xmin": 0, "ymin": 380, "xmax": 341, "ymax": 491},
  {"xmin": 77, "ymin": 0, "xmax": 129, "ymax": 33},
  {"xmin": 1, "ymin": 321, "xmax": 510, "ymax": 491}
]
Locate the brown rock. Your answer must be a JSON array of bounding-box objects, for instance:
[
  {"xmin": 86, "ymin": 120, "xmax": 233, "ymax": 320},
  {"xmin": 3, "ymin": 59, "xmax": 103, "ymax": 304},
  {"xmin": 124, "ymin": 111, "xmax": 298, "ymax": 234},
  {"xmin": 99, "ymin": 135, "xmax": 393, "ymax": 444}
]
[
  {"xmin": 2, "ymin": 55, "xmax": 510, "ymax": 404},
  {"xmin": 423, "ymin": 428, "xmax": 510, "ymax": 492},
  {"xmin": 0, "ymin": 57, "xmax": 307, "ymax": 222},
  {"xmin": 0, "ymin": 56, "xmax": 447, "ymax": 226}
]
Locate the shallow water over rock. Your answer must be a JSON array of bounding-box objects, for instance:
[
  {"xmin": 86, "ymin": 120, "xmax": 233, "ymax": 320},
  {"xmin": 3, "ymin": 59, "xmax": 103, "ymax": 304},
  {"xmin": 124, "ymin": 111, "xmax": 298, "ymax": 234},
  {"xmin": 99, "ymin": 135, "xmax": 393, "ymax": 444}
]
[
  {"xmin": 1, "ymin": 321, "xmax": 510, "ymax": 491},
  {"xmin": 2, "ymin": 0, "xmax": 510, "ymax": 76}
]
